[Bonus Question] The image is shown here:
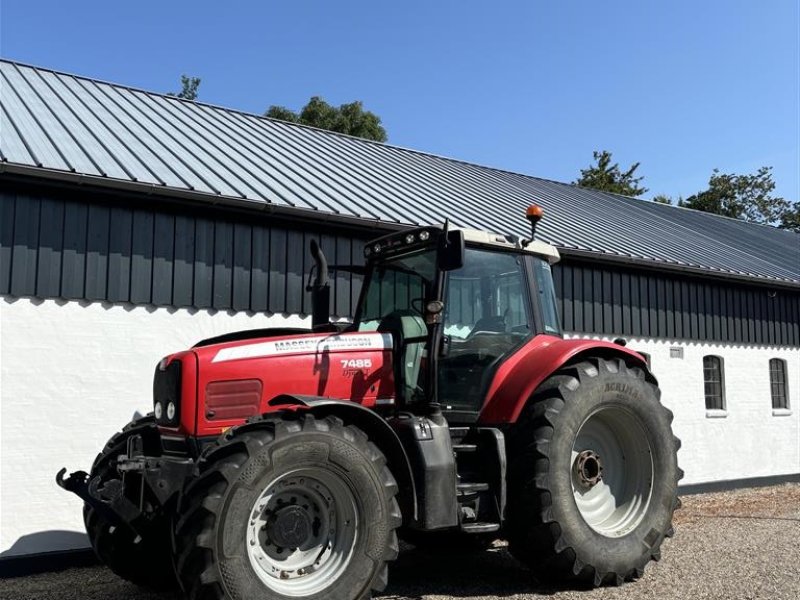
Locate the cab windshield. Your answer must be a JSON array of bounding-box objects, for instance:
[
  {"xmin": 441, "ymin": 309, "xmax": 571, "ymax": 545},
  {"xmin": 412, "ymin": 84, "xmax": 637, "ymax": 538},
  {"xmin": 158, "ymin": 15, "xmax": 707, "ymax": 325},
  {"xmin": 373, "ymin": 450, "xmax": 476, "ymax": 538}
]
[{"xmin": 356, "ymin": 250, "xmax": 437, "ymax": 331}]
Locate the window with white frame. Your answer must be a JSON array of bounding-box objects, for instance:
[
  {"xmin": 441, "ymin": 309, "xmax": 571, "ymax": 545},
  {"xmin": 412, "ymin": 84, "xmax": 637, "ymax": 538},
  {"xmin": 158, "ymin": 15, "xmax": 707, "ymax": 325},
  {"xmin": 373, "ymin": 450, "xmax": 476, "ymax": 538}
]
[
  {"xmin": 703, "ymin": 355, "xmax": 725, "ymax": 410},
  {"xmin": 769, "ymin": 358, "xmax": 790, "ymax": 410}
]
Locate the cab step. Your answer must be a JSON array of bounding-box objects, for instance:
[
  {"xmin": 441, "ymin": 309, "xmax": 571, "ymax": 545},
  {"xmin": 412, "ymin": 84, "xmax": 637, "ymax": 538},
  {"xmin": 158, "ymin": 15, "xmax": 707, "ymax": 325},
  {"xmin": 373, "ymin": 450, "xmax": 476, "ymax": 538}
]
[
  {"xmin": 461, "ymin": 522, "xmax": 500, "ymax": 534},
  {"xmin": 457, "ymin": 482, "xmax": 489, "ymax": 494},
  {"xmin": 453, "ymin": 443, "xmax": 477, "ymax": 453}
]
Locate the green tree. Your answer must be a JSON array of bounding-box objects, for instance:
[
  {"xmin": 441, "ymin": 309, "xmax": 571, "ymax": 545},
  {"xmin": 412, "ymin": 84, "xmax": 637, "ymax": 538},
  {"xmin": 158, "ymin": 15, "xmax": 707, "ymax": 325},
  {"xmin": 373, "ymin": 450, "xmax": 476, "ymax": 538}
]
[
  {"xmin": 266, "ymin": 96, "xmax": 387, "ymax": 142},
  {"xmin": 652, "ymin": 194, "xmax": 674, "ymax": 205},
  {"xmin": 574, "ymin": 150, "xmax": 648, "ymax": 197},
  {"xmin": 169, "ymin": 75, "xmax": 201, "ymax": 101},
  {"xmin": 778, "ymin": 202, "xmax": 800, "ymax": 232},
  {"xmin": 679, "ymin": 167, "xmax": 790, "ymax": 225}
]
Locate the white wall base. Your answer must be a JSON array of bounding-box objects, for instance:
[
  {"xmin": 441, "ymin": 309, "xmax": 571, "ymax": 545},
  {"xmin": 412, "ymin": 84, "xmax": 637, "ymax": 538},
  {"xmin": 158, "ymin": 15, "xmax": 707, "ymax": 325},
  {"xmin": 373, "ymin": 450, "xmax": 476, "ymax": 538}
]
[
  {"xmin": 1, "ymin": 297, "xmax": 798, "ymax": 557},
  {"xmin": 567, "ymin": 334, "xmax": 800, "ymax": 486},
  {"xmin": 0, "ymin": 297, "xmax": 308, "ymax": 557}
]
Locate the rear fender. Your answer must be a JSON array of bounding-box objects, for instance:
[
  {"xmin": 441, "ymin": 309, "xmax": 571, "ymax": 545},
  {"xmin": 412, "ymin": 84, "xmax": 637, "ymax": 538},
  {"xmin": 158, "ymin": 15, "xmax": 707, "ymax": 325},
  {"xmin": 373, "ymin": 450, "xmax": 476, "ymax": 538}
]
[
  {"xmin": 479, "ymin": 336, "xmax": 651, "ymax": 425},
  {"xmin": 267, "ymin": 395, "xmax": 417, "ymax": 523}
]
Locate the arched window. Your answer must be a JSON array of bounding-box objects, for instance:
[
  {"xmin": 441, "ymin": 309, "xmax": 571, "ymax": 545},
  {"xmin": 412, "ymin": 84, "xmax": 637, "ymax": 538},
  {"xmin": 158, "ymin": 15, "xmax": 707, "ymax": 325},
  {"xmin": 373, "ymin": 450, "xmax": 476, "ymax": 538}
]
[
  {"xmin": 769, "ymin": 359, "xmax": 790, "ymax": 410},
  {"xmin": 703, "ymin": 355, "xmax": 725, "ymax": 410}
]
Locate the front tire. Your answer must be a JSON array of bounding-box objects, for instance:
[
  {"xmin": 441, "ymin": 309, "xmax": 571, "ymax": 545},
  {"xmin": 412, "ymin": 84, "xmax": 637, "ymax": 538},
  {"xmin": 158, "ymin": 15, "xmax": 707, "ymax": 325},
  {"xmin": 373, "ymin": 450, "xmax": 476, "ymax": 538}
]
[
  {"xmin": 506, "ymin": 356, "xmax": 682, "ymax": 586},
  {"xmin": 83, "ymin": 415, "xmax": 177, "ymax": 590},
  {"xmin": 174, "ymin": 414, "xmax": 401, "ymax": 600}
]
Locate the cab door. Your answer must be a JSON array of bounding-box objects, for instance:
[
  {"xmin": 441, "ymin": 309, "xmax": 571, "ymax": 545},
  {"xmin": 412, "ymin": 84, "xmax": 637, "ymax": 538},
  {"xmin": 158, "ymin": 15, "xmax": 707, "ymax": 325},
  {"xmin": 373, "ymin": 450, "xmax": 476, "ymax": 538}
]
[{"xmin": 437, "ymin": 248, "xmax": 533, "ymax": 419}]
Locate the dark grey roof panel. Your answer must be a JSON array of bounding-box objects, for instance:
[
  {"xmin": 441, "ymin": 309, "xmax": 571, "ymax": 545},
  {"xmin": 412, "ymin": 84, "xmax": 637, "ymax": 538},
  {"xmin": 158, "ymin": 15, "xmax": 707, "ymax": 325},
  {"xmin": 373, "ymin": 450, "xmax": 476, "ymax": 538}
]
[{"xmin": 1, "ymin": 59, "xmax": 797, "ymax": 285}]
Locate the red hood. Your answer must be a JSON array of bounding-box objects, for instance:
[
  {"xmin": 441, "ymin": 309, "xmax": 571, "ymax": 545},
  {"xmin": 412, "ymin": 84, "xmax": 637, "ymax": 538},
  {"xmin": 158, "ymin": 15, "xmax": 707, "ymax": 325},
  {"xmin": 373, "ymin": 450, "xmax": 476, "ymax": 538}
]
[{"xmin": 166, "ymin": 330, "xmax": 396, "ymax": 436}]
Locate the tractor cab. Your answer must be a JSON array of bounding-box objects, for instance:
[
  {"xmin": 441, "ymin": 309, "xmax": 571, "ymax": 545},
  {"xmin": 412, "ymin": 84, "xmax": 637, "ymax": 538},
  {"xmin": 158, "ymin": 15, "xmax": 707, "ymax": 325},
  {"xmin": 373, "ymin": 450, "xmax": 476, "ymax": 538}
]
[{"xmin": 345, "ymin": 213, "xmax": 561, "ymax": 422}]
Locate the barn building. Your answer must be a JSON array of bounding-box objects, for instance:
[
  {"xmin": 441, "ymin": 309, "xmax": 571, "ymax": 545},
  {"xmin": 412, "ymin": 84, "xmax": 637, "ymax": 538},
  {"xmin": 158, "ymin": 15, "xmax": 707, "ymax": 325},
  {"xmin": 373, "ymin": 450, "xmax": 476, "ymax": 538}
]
[{"xmin": 1, "ymin": 59, "xmax": 798, "ymax": 560}]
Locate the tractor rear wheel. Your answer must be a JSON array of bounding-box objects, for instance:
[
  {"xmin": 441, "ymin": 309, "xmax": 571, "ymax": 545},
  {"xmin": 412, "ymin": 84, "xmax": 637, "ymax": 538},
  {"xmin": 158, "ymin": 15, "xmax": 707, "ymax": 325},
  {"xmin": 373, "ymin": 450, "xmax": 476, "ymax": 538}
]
[
  {"xmin": 506, "ymin": 356, "xmax": 682, "ymax": 586},
  {"xmin": 174, "ymin": 413, "xmax": 401, "ymax": 600},
  {"xmin": 83, "ymin": 415, "xmax": 177, "ymax": 590}
]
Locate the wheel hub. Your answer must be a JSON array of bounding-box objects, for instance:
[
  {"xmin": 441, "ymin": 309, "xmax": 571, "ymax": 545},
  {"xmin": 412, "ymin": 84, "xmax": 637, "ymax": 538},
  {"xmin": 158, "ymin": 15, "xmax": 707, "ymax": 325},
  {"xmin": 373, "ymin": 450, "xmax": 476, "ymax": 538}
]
[
  {"xmin": 570, "ymin": 406, "xmax": 654, "ymax": 537},
  {"xmin": 574, "ymin": 450, "xmax": 603, "ymax": 488},
  {"xmin": 246, "ymin": 470, "xmax": 358, "ymax": 595},
  {"xmin": 267, "ymin": 505, "xmax": 313, "ymax": 550}
]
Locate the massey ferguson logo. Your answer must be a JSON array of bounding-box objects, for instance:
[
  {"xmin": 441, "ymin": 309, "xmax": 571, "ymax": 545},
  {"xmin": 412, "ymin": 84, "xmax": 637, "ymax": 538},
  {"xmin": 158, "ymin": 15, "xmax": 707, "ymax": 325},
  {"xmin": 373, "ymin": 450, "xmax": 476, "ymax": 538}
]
[
  {"xmin": 274, "ymin": 339, "xmax": 317, "ymax": 352},
  {"xmin": 211, "ymin": 333, "xmax": 392, "ymax": 363}
]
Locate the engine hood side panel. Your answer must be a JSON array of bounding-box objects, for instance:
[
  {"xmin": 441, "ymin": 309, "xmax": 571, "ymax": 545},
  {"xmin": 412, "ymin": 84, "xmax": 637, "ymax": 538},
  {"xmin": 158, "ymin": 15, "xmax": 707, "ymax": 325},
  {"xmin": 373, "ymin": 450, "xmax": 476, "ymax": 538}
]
[{"xmin": 191, "ymin": 331, "xmax": 396, "ymax": 436}]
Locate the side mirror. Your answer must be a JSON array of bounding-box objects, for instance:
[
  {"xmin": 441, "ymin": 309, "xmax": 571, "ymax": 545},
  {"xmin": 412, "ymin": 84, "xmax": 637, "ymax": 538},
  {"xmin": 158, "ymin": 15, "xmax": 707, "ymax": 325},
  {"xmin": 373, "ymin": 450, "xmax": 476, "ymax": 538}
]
[{"xmin": 438, "ymin": 229, "xmax": 465, "ymax": 271}]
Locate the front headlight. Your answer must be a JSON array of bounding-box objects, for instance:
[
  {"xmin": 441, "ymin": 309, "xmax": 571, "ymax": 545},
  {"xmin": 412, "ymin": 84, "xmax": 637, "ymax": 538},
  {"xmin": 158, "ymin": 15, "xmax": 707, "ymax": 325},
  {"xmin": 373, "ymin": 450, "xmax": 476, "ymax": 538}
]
[{"xmin": 153, "ymin": 357, "xmax": 182, "ymax": 427}]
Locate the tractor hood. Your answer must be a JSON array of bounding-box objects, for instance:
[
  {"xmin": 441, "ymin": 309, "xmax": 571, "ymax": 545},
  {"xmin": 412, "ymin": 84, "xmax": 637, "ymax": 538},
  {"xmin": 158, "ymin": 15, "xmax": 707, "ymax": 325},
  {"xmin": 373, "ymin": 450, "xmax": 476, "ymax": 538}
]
[{"xmin": 156, "ymin": 329, "xmax": 396, "ymax": 437}]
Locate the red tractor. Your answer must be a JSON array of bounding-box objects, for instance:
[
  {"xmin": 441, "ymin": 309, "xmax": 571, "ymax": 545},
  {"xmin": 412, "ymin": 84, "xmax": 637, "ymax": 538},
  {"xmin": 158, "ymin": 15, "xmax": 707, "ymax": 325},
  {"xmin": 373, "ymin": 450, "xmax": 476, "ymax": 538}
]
[{"xmin": 58, "ymin": 207, "xmax": 681, "ymax": 599}]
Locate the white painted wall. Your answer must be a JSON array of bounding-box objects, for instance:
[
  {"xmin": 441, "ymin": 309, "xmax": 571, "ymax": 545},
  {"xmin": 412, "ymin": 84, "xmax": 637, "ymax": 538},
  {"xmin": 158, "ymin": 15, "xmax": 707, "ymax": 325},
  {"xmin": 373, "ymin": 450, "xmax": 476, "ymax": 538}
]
[
  {"xmin": 1, "ymin": 298, "xmax": 798, "ymax": 557},
  {"xmin": 568, "ymin": 334, "xmax": 800, "ymax": 486},
  {"xmin": 0, "ymin": 296, "xmax": 308, "ymax": 557}
]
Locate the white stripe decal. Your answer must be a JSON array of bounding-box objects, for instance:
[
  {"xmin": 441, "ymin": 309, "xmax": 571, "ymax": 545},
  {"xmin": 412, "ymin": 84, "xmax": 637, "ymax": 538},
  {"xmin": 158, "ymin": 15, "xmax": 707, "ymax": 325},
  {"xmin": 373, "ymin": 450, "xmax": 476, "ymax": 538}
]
[{"xmin": 211, "ymin": 333, "xmax": 393, "ymax": 363}]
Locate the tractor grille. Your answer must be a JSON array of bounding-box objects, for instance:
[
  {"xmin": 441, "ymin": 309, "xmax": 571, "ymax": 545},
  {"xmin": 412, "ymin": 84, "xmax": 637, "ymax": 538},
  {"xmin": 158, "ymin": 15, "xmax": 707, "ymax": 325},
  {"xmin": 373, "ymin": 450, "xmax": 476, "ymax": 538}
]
[{"xmin": 153, "ymin": 359, "xmax": 182, "ymax": 426}]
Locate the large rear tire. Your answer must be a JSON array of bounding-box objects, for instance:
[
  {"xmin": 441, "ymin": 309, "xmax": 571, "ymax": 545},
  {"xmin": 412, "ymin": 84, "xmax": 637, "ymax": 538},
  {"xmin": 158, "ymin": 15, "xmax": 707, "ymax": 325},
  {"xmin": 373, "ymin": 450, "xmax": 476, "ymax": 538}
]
[
  {"xmin": 506, "ymin": 356, "xmax": 682, "ymax": 586},
  {"xmin": 174, "ymin": 413, "xmax": 401, "ymax": 600},
  {"xmin": 83, "ymin": 415, "xmax": 177, "ymax": 590}
]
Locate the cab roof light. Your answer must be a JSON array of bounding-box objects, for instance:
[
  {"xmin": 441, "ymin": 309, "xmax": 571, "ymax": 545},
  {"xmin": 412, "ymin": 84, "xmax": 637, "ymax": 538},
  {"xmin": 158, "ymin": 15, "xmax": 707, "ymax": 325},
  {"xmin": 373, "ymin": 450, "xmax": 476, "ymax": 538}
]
[{"xmin": 522, "ymin": 204, "xmax": 544, "ymax": 247}]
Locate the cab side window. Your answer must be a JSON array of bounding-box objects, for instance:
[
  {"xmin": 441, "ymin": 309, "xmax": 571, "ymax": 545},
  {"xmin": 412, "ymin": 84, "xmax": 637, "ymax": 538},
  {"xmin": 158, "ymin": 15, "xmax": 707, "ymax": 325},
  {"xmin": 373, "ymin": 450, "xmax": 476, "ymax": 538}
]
[{"xmin": 439, "ymin": 249, "xmax": 531, "ymax": 412}]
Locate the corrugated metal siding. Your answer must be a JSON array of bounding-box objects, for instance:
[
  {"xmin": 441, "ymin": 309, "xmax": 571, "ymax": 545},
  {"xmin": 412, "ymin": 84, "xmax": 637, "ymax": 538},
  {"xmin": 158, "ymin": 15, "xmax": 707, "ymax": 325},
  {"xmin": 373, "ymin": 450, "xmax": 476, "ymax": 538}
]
[
  {"xmin": 2, "ymin": 189, "xmax": 797, "ymax": 346},
  {"xmin": 552, "ymin": 262, "xmax": 799, "ymax": 347},
  {"xmin": 1, "ymin": 60, "xmax": 797, "ymax": 286},
  {"xmin": 0, "ymin": 189, "xmax": 367, "ymax": 318}
]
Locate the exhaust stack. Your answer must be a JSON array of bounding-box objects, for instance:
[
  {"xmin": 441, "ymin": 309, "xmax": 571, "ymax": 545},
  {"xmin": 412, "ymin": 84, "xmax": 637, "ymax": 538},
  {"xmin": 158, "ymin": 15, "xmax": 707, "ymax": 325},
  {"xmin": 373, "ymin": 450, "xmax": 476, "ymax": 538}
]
[{"xmin": 308, "ymin": 239, "xmax": 330, "ymax": 330}]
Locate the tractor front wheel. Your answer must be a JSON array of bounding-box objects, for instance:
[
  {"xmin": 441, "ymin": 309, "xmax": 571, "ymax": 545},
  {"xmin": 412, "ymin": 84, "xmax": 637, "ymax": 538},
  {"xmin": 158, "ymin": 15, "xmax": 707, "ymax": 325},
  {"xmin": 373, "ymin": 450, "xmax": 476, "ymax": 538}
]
[
  {"xmin": 174, "ymin": 414, "xmax": 401, "ymax": 600},
  {"xmin": 506, "ymin": 356, "xmax": 682, "ymax": 586},
  {"xmin": 83, "ymin": 415, "xmax": 177, "ymax": 590}
]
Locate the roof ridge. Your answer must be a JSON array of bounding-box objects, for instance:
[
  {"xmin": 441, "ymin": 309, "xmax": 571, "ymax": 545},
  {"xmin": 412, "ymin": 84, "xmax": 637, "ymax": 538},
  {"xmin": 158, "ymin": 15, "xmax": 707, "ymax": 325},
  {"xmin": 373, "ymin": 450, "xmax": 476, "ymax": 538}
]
[
  {"xmin": 0, "ymin": 59, "xmax": 577, "ymax": 188},
  {"xmin": 1, "ymin": 57, "xmax": 796, "ymax": 284},
  {"xmin": 2, "ymin": 58, "xmax": 794, "ymax": 237}
]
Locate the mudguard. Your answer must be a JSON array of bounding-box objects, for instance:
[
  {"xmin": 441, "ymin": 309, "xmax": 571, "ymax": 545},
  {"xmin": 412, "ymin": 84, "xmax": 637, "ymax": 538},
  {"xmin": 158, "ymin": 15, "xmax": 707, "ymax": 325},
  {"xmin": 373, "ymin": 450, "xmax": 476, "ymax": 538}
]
[{"xmin": 479, "ymin": 335, "xmax": 651, "ymax": 425}]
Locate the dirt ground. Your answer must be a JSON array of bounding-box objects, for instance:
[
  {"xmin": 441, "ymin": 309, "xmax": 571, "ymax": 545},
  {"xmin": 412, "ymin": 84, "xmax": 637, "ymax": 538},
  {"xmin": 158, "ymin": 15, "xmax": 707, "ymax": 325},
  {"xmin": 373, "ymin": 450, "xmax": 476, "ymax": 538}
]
[{"xmin": 2, "ymin": 483, "xmax": 799, "ymax": 600}]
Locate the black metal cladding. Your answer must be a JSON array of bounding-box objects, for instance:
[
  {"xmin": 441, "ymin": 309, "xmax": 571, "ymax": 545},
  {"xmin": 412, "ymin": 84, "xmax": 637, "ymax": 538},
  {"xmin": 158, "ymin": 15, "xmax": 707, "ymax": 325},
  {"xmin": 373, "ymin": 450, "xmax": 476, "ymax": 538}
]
[
  {"xmin": 0, "ymin": 187, "xmax": 369, "ymax": 318},
  {"xmin": 552, "ymin": 261, "xmax": 799, "ymax": 347},
  {"xmin": 1, "ymin": 187, "xmax": 799, "ymax": 347}
]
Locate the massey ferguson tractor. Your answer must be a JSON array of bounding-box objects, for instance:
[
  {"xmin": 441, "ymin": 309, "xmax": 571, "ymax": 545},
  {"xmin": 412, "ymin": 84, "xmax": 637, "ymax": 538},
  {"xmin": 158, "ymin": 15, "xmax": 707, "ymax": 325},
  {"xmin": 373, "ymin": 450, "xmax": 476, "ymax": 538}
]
[{"xmin": 58, "ymin": 206, "xmax": 681, "ymax": 599}]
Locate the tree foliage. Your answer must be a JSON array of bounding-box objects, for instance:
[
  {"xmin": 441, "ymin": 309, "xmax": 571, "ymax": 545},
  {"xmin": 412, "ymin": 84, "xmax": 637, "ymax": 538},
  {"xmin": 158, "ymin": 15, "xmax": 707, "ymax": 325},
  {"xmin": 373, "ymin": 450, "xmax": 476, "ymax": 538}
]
[
  {"xmin": 266, "ymin": 96, "xmax": 387, "ymax": 142},
  {"xmin": 679, "ymin": 167, "xmax": 792, "ymax": 226},
  {"xmin": 777, "ymin": 202, "xmax": 800, "ymax": 232},
  {"xmin": 574, "ymin": 150, "xmax": 648, "ymax": 197},
  {"xmin": 169, "ymin": 75, "xmax": 201, "ymax": 101},
  {"xmin": 652, "ymin": 194, "xmax": 673, "ymax": 205}
]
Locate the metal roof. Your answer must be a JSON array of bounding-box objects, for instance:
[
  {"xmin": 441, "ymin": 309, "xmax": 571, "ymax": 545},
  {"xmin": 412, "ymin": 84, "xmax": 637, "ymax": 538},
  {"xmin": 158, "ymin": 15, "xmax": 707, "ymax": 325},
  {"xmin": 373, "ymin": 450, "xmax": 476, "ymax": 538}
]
[{"xmin": 1, "ymin": 59, "xmax": 798, "ymax": 286}]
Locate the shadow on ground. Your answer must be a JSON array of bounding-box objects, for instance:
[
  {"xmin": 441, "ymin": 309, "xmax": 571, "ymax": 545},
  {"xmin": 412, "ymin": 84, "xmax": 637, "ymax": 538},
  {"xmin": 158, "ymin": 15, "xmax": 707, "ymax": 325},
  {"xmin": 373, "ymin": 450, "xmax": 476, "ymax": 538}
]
[
  {"xmin": 0, "ymin": 544, "xmax": 572, "ymax": 600},
  {"xmin": 378, "ymin": 543, "xmax": 569, "ymax": 599}
]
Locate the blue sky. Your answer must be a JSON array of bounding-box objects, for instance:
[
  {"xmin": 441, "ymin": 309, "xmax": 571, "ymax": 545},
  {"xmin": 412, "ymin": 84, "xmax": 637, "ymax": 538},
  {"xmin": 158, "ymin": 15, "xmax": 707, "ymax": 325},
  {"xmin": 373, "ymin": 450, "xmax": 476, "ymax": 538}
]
[{"xmin": 1, "ymin": 0, "xmax": 798, "ymax": 201}]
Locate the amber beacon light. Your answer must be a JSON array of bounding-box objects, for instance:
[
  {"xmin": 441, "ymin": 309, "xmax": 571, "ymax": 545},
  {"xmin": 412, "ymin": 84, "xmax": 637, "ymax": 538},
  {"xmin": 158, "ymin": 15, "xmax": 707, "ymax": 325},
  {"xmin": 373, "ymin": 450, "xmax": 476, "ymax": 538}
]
[{"xmin": 523, "ymin": 204, "xmax": 544, "ymax": 246}]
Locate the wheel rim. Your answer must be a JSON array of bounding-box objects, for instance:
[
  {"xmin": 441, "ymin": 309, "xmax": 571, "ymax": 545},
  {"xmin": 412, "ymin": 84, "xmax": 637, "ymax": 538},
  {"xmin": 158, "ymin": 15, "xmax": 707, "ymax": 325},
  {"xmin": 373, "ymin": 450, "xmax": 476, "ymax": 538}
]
[
  {"xmin": 570, "ymin": 405, "xmax": 654, "ymax": 537},
  {"xmin": 246, "ymin": 468, "xmax": 358, "ymax": 596}
]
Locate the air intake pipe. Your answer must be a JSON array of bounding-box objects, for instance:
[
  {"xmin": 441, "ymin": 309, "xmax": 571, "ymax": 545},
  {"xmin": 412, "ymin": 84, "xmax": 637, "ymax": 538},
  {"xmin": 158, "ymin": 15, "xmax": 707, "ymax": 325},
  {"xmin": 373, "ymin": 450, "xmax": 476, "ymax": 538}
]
[{"xmin": 308, "ymin": 239, "xmax": 330, "ymax": 330}]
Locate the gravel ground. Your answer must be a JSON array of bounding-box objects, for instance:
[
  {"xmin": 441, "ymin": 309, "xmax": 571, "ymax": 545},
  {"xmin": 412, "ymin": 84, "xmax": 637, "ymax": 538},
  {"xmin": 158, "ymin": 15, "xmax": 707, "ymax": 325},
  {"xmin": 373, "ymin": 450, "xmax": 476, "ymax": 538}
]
[{"xmin": 2, "ymin": 483, "xmax": 798, "ymax": 600}]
